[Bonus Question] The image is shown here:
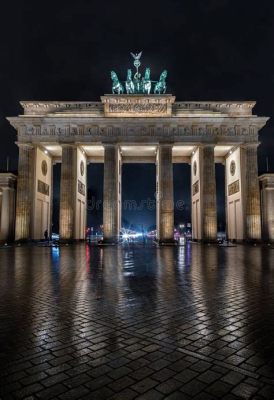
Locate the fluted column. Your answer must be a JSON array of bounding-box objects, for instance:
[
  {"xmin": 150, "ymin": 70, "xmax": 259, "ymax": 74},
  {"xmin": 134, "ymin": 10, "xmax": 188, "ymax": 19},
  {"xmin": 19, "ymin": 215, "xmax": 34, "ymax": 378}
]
[
  {"xmin": 245, "ymin": 144, "xmax": 261, "ymax": 240},
  {"xmin": 157, "ymin": 144, "xmax": 174, "ymax": 243},
  {"xmin": 259, "ymin": 174, "xmax": 274, "ymax": 241},
  {"xmin": 1, "ymin": 187, "xmax": 16, "ymax": 241},
  {"xmin": 59, "ymin": 145, "xmax": 76, "ymax": 240},
  {"xmin": 15, "ymin": 144, "xmax": 35, "ymax": 240},
  {"xmin": 202, "ymin": 145, "xmax": 217, "ymax": 241},
  {"xmin": 0, "ymin": 190, "xmax": 2, "ymax": 239},
  {"xmin": 103, "ymin": 144, "xmax": 119, "ymax": 242}
]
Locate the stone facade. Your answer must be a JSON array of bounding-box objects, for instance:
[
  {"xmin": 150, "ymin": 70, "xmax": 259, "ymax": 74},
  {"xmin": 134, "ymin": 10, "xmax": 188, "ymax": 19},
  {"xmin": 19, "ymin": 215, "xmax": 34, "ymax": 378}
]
[{"xmin": 7, "ymin": 95, "xmax": 269, "ymax": 242}]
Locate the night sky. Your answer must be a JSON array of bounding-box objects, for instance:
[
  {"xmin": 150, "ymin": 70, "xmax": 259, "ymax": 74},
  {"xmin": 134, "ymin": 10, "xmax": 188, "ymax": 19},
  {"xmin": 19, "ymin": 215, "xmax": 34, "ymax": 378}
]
[{"xmin": 1, "ymin": 0, "xmax": 273, "ymax": 231}]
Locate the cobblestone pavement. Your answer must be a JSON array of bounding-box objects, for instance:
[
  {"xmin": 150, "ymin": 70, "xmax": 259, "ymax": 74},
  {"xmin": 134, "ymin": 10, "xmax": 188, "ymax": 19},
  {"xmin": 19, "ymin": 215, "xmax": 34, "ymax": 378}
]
[{"xmin": 0, "ymin": 243, "xmax": 274, "ymax": 399}]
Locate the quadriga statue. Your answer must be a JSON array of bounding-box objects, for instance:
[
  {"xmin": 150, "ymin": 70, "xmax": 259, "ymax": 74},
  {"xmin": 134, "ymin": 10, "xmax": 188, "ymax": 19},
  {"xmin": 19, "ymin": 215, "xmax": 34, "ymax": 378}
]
[
  {"xmin": 111, "ymin": 71, "xmax": 124, "ymax": 94},
  {"xmin": 125, "ymin": 69, "xmax": 135, "ymax": 94},
  {"xmin": 154, "ymin": 70, "xmax": 168, "ymax": 94}
]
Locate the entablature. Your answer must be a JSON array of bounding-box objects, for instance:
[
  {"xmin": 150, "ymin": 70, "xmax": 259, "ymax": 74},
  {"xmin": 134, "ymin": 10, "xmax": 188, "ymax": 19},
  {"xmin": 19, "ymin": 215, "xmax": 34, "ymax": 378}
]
[
  {"xmin": 19, "ymin": 99, "xmax": 258, "ymax": 118},
  {"xmin": 7, "ymin": 115, "xmax": 268, "ymax": 144}
]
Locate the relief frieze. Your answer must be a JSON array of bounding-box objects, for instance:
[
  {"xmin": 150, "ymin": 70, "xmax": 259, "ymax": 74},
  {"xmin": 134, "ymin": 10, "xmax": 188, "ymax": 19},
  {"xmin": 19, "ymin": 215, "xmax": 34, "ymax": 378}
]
[
  {"xmin": 78, "ymin": 180, "xmax": 86, "ymax": 196},
  {"xmin": 192, "ymin": 180, "xmax": 199, "ymax": 196},
  {"xmin": 228, "ymin": 179, "xmax": 240, "ymax": 196},
  {"xmin": 37, "ymin": 180, "xmax": 49, "ymax": 196},
  {"xmin": 17, "ymin": 123, "xmax": 258, "ymax": 139},
  {"xmin": 108, "ymin": 103, "xmax": 167, "ymax": 114}
]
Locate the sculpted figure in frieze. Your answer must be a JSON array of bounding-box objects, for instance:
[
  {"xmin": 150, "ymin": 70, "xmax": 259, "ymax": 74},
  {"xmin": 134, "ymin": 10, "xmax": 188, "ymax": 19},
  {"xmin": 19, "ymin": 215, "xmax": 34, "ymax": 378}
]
[
  {"xmin": 27, "ymin": 126, "xmax": 34, "ymax": 135},
  {"xmin": 228, "ymin": 127, "xmax": 235, "ymax": 136},
  {"xmin": 42, "ymin": 127, "xmax": 48, "ymax": 136}
]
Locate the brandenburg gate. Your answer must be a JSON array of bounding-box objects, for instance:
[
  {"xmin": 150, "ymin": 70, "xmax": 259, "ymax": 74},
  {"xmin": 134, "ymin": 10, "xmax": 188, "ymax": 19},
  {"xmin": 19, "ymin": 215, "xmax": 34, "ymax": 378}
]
[{"xmin": 7, "ymin": 53, "xmax": 268, "ymax": 243}]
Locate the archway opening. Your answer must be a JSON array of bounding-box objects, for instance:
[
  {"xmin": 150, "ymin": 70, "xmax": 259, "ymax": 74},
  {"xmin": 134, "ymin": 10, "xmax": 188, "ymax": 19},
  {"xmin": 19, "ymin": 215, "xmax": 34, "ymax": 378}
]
[
  {"xmin": 215, "ymin": 163, "xmax": 226, "ymax": 238},
  {"xmin": 122, "ymin": 163, "xmax": 156, "ymax": 241},
  {"xmin": 173, "ymin": 163, "xmax": 191, "ymax": 240},
  {"xmin": 52, "ymin": 163, "xmax": 61, "ymax": 236},
  {"xmin": 87, "ymin": 163, "xmax": 104, "ymax": 239}
]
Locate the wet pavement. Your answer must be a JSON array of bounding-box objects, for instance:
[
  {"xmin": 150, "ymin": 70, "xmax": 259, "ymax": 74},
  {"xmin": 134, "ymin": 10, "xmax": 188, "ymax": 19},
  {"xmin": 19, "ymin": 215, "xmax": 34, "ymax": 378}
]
[{"xmin": 0, "ymin": 243, "xmax": 274, "ymax": 399}]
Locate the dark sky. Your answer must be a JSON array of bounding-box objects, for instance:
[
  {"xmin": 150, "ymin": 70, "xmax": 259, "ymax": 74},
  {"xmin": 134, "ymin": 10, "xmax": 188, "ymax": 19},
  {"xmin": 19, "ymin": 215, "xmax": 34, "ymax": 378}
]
[{"xmin": 1, "ymin": 0, "xmax": 274, "ymax": 230}]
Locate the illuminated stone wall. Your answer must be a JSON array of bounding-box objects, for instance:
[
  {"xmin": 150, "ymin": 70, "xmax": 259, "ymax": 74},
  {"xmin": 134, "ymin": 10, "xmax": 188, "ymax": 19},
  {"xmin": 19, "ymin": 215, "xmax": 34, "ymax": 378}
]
[
  {"xmin": 259, "ymin": 174, "xmax": 274, "ymax": 241},
  {"xmin": 32, "ymin": 147, "xmax": 52, "ymax": 240},
  {"xmin": 225, "ymin": 147, "xmax": 245, "ymax": 240},
  {"xmin": 0, "ymin": 173, "xmax": 16, "ymax": 242},
  {"xmin": 191, "ymin": 148, "xmax": 202, "ymax": 240}
]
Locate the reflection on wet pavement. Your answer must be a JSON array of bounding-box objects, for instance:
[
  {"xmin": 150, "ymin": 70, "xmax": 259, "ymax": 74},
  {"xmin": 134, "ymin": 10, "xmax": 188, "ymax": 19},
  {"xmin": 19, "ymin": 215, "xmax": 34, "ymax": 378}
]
[{"xmin": 0, "ymin": 243, "xmax": 274, "ymax": 399}]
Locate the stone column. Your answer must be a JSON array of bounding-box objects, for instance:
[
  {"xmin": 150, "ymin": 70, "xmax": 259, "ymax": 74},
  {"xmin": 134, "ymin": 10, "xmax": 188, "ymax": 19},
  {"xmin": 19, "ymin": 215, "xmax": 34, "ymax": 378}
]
[
  {"xmin": 103, "ymin": 144, "xmax": 120, "ymax": 243},
  {"xmin": 15, "ymin": 144, "xmax": 35, "ymax": 241},
  {"xmin": 1, "ymin": 187, "xmax": 16, "ymax": 241},
  {"xmin": 259, "ymin": 174, "xmax": 274, "ymax": 241},
  {"xmin": 59, "ymin": 145, "xmax": 76, "ymax": 240},
  {"xmin": 157, "ymin": 144, "xmax": 174, "ymax": 243},
  {"xmin": 245, "ymin": 144, "xmax": 261, "ymax": 240},
  {"xmin": 0, "ymin": 190, "xmax": 2, "ymax": 238},
  {"xmin": 202, "ymin": 145, "xmax": 217, "ymax": 241}
]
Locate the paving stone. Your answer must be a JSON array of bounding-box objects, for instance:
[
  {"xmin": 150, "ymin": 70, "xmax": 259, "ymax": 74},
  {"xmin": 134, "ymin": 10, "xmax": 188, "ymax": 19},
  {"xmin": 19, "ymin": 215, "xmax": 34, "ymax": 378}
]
[
  {"xmin": 180, "ymin": 378, "xmax": 207, "ymax": 396},
  {"xmin": 64, "ymin": 373, "xmax": 91, "ymax": 388},
  {"xmin": 156, "ymin": 378, "xmax": 183, "ymax": 394},
  {"xmin": 20, "ymin": 371, "xmax": 48, "ymax": 385},
  {"xmin": 59, "ymin": 385, "xmax": 90, "ymax": 399},
  {"xmin": 13, "ymin": 383, "xmax": 44, "ymax": 398},
  {"xmin": 190, "ymin": 360, "xmax": 211, "ymax": 372},
  {"xmin": 232, "ymin": 382, "xmax": 258, "ymax": 398},
  {"xmin": 258, "ymin": 384, "xmax": 274, "ymax": 399},
  {"xmin": 165, "ymin": 392, "xmax": 191, "ymax": 400},
  {"xmin": 198, "ymin": 369, "xmax": 222, "ymax": 384},
  {"xmin": 108, "ymin": 376, "xmax": 135, "ymax": 392},
  {"xmin": 36, "ymin": 383, "xmax": 68, "ymax": 399},
  {"xmin": 193, "ymin": 392, "xmax": 216, "ymax": 400},
  {"xmin": 221, "ymin": 370, "xmax": 245, "ymax": 385},
  {"xmin": 206, "ymin": 380, "xmax": 233, "ymax": 397},
  {"xmin": 41, "ymin": 372, "xmax": 70, "ymax": 387},
  {"xmin": 149, "ymin": 358, "xmax": 171, "ymax": 371},
  {"xmin": 129, "ymin": 366, "xmax": 154, "ymax": 380},
  {"xmin": 151, "ymin": 367, "xmax": 174, "ymax": 382},
  {"xmin": 84, "ymin": 375, "xmax": 112, "ymax": 391},
  {"xmin": 83, "ymin": 387, "xmax": 114, "ymax": 399},
  {"xmin": 175, "ymin": 369, "xmax": 199, "ymax": 383},
  {"xmin": 131, "ymin": 377, "xmax": 158, "ymax": 394},
  {"xmin": 111, "ymin": 387, "xmax": 138, "ymax": 400}
]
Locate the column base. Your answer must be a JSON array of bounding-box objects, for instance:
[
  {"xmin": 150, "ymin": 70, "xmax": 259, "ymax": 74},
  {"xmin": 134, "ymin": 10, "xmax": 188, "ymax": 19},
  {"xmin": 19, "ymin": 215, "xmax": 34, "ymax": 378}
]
[
  {"xmin": 99, "ymin": 238, "xmax": 118, "ymax": 245},
  {"xmin": 157, "ymin": 239, "xmax": 177, "ymax": 246},
  {"xmin": 201, "ymin": 239, "xmax": 217, "ymax": 244},
  {"xmin": 244, "ymin": 239, "xmax": 262, "ymax": 245},
  {"xmin": 192, "ymin": 239, "xmax": 217, "ymax": 244}
]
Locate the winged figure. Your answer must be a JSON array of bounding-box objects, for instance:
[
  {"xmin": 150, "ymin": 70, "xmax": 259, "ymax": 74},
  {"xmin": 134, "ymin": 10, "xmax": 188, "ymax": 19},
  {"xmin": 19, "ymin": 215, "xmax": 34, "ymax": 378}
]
[{"xmin": 130, "ymin": 51, "xmax": 142, "ymax": 60}]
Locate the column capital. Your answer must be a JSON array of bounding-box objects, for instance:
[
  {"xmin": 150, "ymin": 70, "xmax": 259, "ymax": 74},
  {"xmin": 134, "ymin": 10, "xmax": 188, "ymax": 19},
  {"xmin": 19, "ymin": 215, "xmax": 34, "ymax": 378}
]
[
  {"xmin": 102, "ymin": 142, "xmax": 119, "ymax": 148},
  {"xmin": 200, "ymin": 143, "xmax": 216, "ymax": 149},
  {"xmin": 16, "ymin": 142, "xmax": 34, "ymax": 149},
  {"xmin": 60, "ymin": 143, "xmax": 77, "ymax": 148},
  {"xmin": 158, "ymin": 142, "xmax": 174, "ymax": 147},
  {"xmin": 241, "ymin": 142, "xmax": 260, "ymax": 150}
]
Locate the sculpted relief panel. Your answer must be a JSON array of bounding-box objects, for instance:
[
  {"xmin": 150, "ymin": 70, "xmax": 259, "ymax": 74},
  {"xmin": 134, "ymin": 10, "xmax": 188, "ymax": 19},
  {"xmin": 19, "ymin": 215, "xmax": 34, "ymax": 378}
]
[{"xmin": 109, "ymin": 103, "xmax": 167, "ymax": 114}]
